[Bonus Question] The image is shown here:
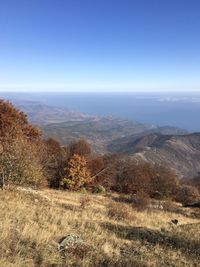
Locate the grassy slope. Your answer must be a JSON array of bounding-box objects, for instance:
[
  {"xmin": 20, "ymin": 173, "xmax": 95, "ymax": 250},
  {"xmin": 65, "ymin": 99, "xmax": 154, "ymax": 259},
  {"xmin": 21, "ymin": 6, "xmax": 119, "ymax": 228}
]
[{"xmin": 0, "ymin": 189, "xmax": 199, "ymax": 267}]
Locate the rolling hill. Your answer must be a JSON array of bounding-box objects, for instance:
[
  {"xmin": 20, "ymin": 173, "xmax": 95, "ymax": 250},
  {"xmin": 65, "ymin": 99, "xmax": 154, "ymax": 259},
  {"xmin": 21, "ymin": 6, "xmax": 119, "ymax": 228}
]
[{"xmin": 108, "ymin": 133, "xmax": 200, "ymax": 179}]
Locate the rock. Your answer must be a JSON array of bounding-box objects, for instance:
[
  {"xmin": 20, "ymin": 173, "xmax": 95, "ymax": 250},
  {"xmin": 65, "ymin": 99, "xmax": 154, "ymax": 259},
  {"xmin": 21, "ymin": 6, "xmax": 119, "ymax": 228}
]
[
  {"xmin": 58, "ymin": 234, "xmax": 83, "ymax": 251},
  {"xmin": 171, "ymin": 219, "xmax": 179, "ymax": 225},
  {"xmin": 16, "ymin": 187, "xmax": 38, "ymax": 194}
]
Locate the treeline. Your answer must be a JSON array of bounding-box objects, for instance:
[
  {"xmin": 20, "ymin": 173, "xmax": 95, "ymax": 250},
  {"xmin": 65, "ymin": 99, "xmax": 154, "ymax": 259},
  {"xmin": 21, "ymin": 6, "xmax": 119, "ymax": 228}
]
[{"xmin": 0, "ymin": 99, "xmax": 199, "ymax": 204}]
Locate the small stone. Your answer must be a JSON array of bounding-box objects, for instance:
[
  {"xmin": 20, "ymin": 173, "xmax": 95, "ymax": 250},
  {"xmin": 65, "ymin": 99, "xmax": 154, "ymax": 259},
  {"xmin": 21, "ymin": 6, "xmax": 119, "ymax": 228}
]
[
  {"xmin": 171, "ymin": 219, "xmax": 179, "ymax": 225},
  {"xmin": 58, "ymin": 234, "xmax": 83, "ymax": 251}
]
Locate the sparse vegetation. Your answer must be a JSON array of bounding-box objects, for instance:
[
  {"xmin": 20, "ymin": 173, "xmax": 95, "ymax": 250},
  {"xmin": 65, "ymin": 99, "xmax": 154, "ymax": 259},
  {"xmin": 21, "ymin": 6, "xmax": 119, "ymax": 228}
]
[
  {"xmin": 0, "ymin": 189, "xmax": 199, "ymax": 267},
  {"xmin": 1, "ymin": 99, "xmax": 200, "ymax": 266}
]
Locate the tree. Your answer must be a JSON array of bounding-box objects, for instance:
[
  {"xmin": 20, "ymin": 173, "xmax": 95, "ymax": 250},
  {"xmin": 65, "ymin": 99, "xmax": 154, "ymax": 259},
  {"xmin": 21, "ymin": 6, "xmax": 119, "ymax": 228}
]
[
  {"xmin": 60, "ymin": 154, "xmax": 91, "ymax": 190},
  {"xmin": 0, "ymin": 99, "xmax": 41, "ymax": 142},
  {"xmin": 69, "ymin": 139, "xmax": 91, "ymax": 157},
  {"xmin": 112, "ymin": 158, "xmax": 154, "ymax": 194},
  {"xmin": 87, "ymin": 156, "xmax": 104, "ymax": 177},
  {"xmin": 0, "ymin": 138, "xmax": 44, "ymax": 189},
  {"xmin": 0, "ymin": 99, "xmax": 43, "ymax": 189},
  {"xmin": 42, "ymin": 138, "xmax": 69, "ymax": 188},
  {"xmin": 150, "ymin": 165, "xmax": 180, "ymax": 198}
]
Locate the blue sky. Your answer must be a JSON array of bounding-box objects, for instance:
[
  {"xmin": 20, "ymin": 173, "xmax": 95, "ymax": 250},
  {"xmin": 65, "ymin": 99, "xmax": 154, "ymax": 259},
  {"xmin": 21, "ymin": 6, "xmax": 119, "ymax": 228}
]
[{"xmin": 0, "ymin": 0, "xmax": 200, "ymax": 92}]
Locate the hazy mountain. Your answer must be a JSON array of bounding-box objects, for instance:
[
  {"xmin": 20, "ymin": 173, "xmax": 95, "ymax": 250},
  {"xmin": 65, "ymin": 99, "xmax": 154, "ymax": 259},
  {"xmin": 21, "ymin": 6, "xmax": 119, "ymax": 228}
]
[
  {"xmin": 12, "ymin": 99, "xmax": 188, "ymax": 154},
  {"xmin": 41, "ymin": 117, "xmax": 154, "ymax": 154},
  {"xmin": 108, "ymin": 132, "xmax": 200, "ymax": 179},
  {"xmin": 13, "ymin": 100, "xmax": 95, "ymax": 124}
]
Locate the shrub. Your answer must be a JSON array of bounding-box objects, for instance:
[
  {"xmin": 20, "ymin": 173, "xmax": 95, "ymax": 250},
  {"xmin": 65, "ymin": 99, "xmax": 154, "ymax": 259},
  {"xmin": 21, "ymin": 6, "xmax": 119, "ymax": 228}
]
[
  {"xmin": 176, "ymin": 185, "xmax": 200, "ymax": 204},
  {"xmin": 107, "ymin": 203, "xmax": 132, "ymax": 221},
  {"xmin": 132, "ymin": 192, "xmax": 151, "ymax": 211},
  {"xmin": 93, "ymin": 185, "xmax": 106, "ymax": 194}
]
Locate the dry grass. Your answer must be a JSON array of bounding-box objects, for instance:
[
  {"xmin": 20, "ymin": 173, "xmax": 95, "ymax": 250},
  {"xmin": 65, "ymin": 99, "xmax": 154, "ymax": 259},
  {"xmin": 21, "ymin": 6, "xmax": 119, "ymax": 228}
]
[{"xmin": 0, "ymin": 189, "xmax": 199, "ymax": 267}]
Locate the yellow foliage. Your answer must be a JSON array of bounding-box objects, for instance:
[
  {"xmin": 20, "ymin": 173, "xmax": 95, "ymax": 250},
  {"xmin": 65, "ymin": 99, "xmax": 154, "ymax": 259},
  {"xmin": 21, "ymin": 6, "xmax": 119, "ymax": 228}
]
[{"xmin": 60, "ymin": 154, "xmax": 91, "ymax": 190}]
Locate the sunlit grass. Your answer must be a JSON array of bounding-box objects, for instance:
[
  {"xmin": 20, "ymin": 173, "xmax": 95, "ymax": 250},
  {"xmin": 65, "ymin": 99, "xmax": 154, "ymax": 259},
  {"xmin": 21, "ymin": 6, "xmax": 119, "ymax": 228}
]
[{"xmin": 0, "ymin": 189, "xmax": 199, "ymax": 266}]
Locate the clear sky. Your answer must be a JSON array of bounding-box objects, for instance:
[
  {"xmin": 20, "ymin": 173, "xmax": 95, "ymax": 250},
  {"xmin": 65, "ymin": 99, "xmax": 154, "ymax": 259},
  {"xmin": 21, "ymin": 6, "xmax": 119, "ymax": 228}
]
[{"xmin": 0, "ymin": 0, "xmax": 200, "ymax": 92}]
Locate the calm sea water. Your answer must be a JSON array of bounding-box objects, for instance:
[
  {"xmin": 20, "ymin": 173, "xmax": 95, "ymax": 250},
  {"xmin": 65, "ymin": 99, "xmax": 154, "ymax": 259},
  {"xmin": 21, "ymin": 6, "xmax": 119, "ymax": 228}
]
[{"xmin": 1, "ymin": 92, "xmax": 200, "ymax": 132}]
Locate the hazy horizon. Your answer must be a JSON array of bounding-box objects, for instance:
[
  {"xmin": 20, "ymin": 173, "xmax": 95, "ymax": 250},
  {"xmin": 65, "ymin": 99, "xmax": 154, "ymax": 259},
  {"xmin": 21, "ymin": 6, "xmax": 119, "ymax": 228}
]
[{"xmin": 1, "ymin": 91, "xmax": 200, "ymax": 132}]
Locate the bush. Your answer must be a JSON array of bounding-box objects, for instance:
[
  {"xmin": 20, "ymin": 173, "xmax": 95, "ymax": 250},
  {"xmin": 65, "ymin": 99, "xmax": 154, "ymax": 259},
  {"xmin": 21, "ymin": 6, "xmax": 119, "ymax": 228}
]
[
  {"xmin": 93, "ymin": 185, "xmax": 106, "ymax": 194},
  {"xmin": 176, "ymin": 185, "xmax": 200, "ymax": 204},
  {"xmin": 107, "ymin": 203, "xmax": 132, "ymax": 221},
  {"xmin": 132, "ymin": 192, "xmax": 151, "ymax": 211}
]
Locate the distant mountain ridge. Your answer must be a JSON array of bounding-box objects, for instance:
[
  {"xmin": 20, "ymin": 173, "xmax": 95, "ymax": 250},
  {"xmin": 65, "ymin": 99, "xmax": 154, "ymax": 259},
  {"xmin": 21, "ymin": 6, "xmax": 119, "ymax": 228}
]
[
  {"xmin": 13, "ymin": 100, "xmax": 95, "ymax": 125},
  {"xmin": 12, "ymin": 99, "xmax": 189, "ymax": 153},
  {"xmin": 10, "ymin": 99, "xmax": 200, "ymax": 178}
]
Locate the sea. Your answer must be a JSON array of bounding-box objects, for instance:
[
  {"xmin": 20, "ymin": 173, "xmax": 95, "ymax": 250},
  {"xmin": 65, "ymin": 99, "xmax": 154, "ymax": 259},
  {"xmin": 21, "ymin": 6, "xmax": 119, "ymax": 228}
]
[{"xmin": 1, "ymin": 92, "xmax": 200, "ymax": 132}]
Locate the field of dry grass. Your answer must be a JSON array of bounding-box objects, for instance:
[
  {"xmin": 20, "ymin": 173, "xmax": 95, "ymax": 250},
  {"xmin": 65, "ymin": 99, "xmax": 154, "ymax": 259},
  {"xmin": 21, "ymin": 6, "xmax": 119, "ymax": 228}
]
[{"xmin": 0, "ymin": 188, "xmax": 199, "ymax": 267}]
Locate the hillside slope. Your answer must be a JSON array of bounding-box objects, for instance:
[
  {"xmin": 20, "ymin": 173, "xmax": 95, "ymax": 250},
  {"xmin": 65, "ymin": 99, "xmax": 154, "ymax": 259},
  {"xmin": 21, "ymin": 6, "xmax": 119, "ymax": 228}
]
[
  {"xmin": 0, "ymin": 189, "xmax": 199, "ymax": 267},
  {"xmin": 41, "ymin": 117, "xmax": 153, "ymax": 153},
  {"xmin": 108, "ymin": 133, "xmax": 200, "ymax": 178}
]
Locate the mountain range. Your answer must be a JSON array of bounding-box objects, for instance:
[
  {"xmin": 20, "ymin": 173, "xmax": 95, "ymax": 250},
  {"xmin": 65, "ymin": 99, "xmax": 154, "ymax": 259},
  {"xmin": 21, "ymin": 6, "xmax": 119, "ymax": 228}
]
[{"xmin": 13, "ymin": 99, "xmax": 200, "ymax": 179}]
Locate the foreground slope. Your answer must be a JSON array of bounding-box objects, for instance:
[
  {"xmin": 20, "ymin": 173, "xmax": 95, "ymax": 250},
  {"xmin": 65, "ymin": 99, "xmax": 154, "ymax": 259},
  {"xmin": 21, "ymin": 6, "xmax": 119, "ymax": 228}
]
[{"xmin": 0, "ymin": 189, "xmax": 199, "ymax": 267}]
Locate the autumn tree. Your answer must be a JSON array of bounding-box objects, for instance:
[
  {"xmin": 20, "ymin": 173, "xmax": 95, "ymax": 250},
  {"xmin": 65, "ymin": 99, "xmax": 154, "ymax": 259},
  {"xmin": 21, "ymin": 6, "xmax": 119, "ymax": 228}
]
[
  {"xmin": 60, "ymin": 154, "xmax": 91, "ymax": 190},
  {"xmin": 69, "ymin": 139, "xmax": 91, "ymax": 157},
  {"xmin": 0, "ymin": 99, "xmax": 41, "ymax": 142},
  {"xmin": 0, "ymin": 137, "xmax": 44, "ymax": 189},
  {"xmin": 87, "ymin": 156, "xmax": 104, "ymax": 177},
  {"xmin": 176, "ymin": 184, "xmax": 200, "ymax": 204},
  {"xmin": 150, "ymin": 165, "xmax": 180, "ymax": 198},
  {"xmin": 112, "ymin": 158, "xmax": 154, "ymax": 194},
  {"xmin": 0, "ymin": 99, "xmax": 43, "ymax": 189},
  {"xmin": 42, "ymin": 138, "xmax": 69, "ymax": 188}
]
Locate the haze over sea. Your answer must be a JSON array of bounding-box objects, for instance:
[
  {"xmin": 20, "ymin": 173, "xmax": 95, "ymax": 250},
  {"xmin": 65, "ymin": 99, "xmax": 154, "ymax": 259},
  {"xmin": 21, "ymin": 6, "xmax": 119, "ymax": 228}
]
[{"xmin": 1, "ymin": 92, "xmax": 200, "ymax": 132}]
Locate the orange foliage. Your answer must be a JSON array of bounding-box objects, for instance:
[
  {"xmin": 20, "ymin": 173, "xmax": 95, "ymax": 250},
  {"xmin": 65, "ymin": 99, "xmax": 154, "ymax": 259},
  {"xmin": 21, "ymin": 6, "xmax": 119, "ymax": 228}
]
[
  {"xmin": 60, "ymin": 154, "xmax": 91, "ymax": 190},
  {"xmin": 0, "ymin": 99, "xmax": 41, "ymax": 142}
]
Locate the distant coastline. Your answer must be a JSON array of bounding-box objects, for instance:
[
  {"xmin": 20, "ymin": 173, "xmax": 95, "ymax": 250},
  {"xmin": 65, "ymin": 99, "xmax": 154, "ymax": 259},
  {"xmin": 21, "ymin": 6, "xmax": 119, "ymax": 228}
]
[{"xmin": 1, "ymin": 92, "xmax": 200, "ymax": 131}]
